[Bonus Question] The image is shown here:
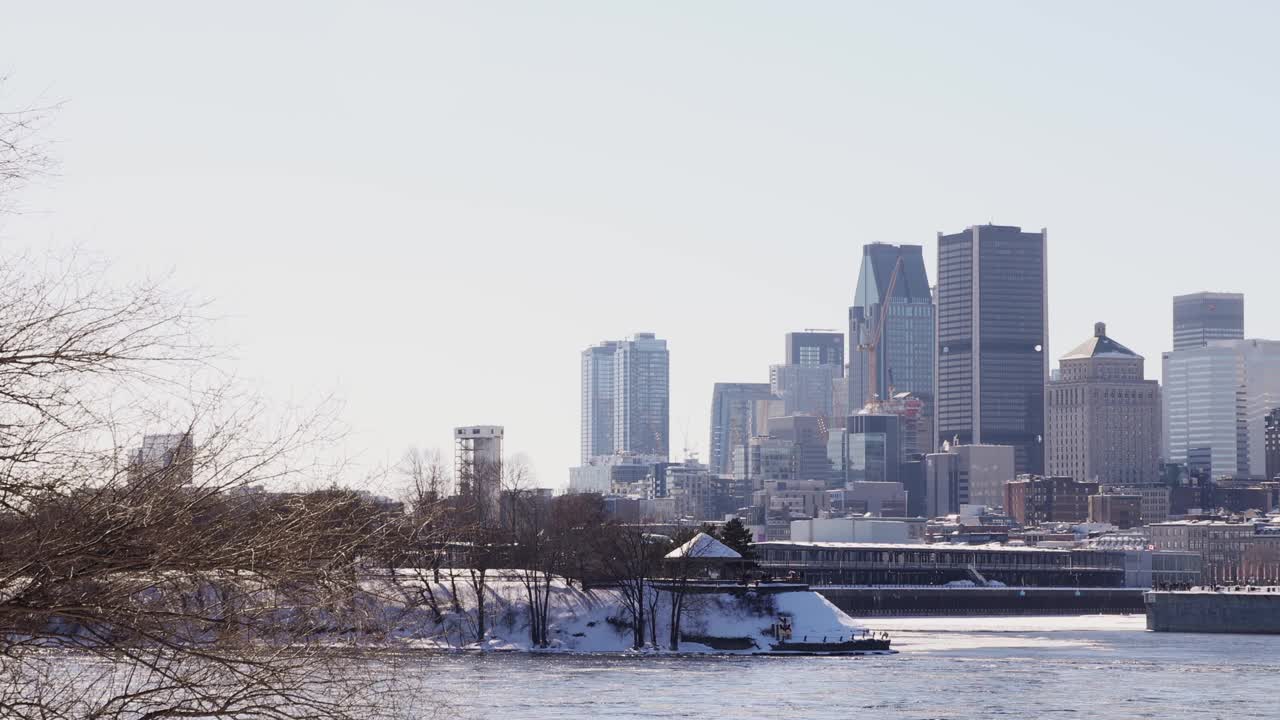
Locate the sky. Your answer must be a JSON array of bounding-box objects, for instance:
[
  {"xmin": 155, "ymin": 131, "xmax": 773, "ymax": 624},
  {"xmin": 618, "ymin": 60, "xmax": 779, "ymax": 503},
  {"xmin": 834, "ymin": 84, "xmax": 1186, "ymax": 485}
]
[{"xmin": 2, "ymin": 2, "xmax": 1278, "ymax": 492}]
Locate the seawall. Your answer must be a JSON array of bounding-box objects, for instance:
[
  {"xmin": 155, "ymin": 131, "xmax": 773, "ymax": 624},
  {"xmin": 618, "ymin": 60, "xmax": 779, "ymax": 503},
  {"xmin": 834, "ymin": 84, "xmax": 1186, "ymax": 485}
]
[
  {"xmin": 817, "ymin": 587, "xmax": 1146, "ymax": 616},
  {"xmin": 1145, "ymin": 590, "xmax": 1280, "ymax": 634}
]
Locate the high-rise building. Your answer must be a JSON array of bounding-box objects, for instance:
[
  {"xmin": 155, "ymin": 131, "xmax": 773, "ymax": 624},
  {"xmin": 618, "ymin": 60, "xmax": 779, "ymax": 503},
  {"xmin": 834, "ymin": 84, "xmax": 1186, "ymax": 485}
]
[
  {"xmin": 786, "ymin": 331, "xmax": 845, "ymax": 371},
  {"xmin": 708, "ymin": 382, "xmax": 774, "ymax": 476},
  {"xmin": 1173, "ymin": 292, "xmax": 1244, "ymax": 351},
  {"xmin": 613, "ymin": 333, "xmax": 670, "ymax": 459},
  {"xmin": 1046, "ymin": 322, "xmax": 1161, "ymax": 485},
  {"xmin": 580, "ymin": 333, "xmax": 670, "ymax": 462},
  {"xmin": 580, "ymin": 341, "xmax": 618, "ymax": 463},
  {"xmin": 936, "ymin": 224, "xmax": 1048, "ymax": 474},
  {"xmin": 848, "ymin": 243, "xmax": 935, "ymax": 447},
  {"xmin": 1163, "ymin": 339, "xmax": 1280, "ymax": 479}
]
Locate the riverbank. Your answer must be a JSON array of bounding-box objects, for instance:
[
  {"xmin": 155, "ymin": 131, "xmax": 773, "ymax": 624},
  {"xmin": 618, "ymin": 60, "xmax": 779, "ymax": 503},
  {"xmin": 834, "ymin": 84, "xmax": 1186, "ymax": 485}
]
[{"xmin": 356, "ymin": 570, "xmax": 874, "ymax": 654}]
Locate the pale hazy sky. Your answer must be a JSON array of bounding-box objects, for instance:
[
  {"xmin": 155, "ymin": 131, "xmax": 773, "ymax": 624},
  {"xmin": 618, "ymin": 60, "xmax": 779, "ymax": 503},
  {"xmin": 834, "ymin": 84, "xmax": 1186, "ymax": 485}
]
[{"xmin": 2, "ymin": 2, "xmax": 1278, "ymax": 491}]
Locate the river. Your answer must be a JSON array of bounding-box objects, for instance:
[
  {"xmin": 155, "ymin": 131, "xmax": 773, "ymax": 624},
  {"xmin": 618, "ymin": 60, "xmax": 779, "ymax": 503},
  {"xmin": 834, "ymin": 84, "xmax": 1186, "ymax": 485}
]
[{"xmin": 419, "ymin": 615, "xmax": 1280, "ymax": 719}]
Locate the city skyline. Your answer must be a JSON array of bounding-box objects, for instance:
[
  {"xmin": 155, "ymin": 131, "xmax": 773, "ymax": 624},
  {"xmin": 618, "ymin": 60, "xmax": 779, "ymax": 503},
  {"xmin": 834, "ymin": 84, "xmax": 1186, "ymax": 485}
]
[{"xmin": 3, "ymin": 3, "xmax": 1280, "ymax": 489}]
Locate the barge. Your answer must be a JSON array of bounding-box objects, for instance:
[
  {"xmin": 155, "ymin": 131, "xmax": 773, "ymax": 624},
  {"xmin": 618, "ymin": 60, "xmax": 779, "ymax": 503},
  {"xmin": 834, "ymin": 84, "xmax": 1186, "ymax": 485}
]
[{"xmin": 1146, "ymin": 587, "xmax": 1280, "ymax": 634}]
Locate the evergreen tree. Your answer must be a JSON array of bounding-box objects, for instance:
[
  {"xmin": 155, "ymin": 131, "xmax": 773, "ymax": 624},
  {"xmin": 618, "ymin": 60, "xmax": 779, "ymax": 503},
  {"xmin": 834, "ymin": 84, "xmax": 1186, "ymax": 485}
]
[{"xmin": 717, "ymin": 517, "xmax": 756, "ymax": 560}]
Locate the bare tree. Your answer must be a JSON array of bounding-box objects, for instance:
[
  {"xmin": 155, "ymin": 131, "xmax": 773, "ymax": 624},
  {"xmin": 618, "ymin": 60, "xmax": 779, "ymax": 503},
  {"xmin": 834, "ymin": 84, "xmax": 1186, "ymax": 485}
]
[
  {"xmin": 0, "ymin": 83, "xmax": 56, "ymax": 214},
  {"xmin": 503, "ymin": 457, "xmax": 562, "ymax": 648},
  {"xmin": 0, "ymin": 250, "xmax": 416, "ymax": 715},
  {"xmin": 601, "ymin": 524, "xmax": 665, "ymax": 649}
]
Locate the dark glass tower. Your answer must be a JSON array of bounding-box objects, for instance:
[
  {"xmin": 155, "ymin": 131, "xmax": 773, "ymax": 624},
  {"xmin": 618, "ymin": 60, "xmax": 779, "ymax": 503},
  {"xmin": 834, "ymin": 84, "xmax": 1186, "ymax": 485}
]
[
  {"xmin": 849, "ymin": 243, "xmax": 935, "ymax": 446},
  {"xmin": 936, "ymin": 224, "xmax": 1047, "ymax": 475}
]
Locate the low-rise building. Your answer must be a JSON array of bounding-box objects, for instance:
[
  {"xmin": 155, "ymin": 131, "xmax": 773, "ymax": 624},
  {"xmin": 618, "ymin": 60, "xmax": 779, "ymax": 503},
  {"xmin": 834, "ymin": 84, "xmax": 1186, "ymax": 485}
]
[
  {"xmin": 756, "ymin": 541, "xmax": 1125, "ymax": 586},
  {"xmin": 826, "ymin": 481, "xmax": 907, "ymax": 517},
  {"xmin": 1088, "ymin": 494, "xmax": 1142, "ymax": 529},
  {"xmin": 1150, "ymin": 520, "xmax": 1280, "ymax": 584},
  {"xmin": 1005, "ymin": 475, "xmax": 1100, "ymax": 526},
  {"xmin": 790, "ymin": 516, "xmax": 926, "ymax": 544}
]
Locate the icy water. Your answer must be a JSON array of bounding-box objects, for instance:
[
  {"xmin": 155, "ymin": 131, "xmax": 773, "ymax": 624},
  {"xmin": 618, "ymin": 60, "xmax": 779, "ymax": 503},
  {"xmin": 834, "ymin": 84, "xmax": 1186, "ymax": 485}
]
[{"xmin": 421, "ymin": 615, "xmax": 1280, "ymax": 719}]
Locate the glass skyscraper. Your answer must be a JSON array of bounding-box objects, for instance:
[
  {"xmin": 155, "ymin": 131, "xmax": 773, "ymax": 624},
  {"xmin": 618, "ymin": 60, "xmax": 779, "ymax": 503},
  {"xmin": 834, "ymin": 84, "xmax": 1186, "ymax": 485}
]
[
  {"xmin": 848, "ymin": 243, "xmax": 935, "ymax": 447},
  {"xmin": 936, "ymin": 224, "xmax": 1048, "ymax": 475}
]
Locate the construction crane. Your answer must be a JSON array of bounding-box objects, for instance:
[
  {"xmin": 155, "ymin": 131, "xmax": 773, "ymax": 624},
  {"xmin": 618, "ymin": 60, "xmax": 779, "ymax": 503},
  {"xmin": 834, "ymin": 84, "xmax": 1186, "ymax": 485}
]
[{"xmin": 856, "ymin": 255, "xmax": 904, "ymax": 408}]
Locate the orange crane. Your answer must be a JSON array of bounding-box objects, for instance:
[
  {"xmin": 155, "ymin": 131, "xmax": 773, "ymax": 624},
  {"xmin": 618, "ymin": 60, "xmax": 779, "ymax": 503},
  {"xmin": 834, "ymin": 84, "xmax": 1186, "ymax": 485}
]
[{"xmin": 856, "ymin": 256, "xmax": 904, "ymax": 407}]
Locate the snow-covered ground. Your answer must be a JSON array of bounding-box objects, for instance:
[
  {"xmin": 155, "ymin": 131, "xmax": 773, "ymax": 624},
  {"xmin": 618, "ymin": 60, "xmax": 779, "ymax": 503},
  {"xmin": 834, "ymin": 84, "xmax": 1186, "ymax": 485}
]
[{"xmin": 353, "ymin": 570, "xmax": 867, "ymax": 654}]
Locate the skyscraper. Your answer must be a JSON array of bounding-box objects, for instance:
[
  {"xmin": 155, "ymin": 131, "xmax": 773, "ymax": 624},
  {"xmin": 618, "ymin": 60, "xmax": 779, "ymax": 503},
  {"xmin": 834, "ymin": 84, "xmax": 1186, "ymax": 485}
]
[
  {"xmin": 1173, "ymin": 292, "xmax": 1244, "ymax": 351},
  {"xmin": 936, "ymin": 224, "xmax": 1048, "ymax": 475},
  {"xmin": 580, "ymin": 341, "xmax": 618, "ymax": 463},
  {"xmin": 707, "ymin": 382, "xmax": 774, "ymax": 476},
  {"xmin": 1046, "ymin": 322, "xmax": 1160, "ymax": 485},
  {"xmin": 848, "ymin": 244, "xmax": 934, "ymax": 445},
  {"xmin": 1163, "ymin": 339, "xmax": 1280, "ymax": 479}
]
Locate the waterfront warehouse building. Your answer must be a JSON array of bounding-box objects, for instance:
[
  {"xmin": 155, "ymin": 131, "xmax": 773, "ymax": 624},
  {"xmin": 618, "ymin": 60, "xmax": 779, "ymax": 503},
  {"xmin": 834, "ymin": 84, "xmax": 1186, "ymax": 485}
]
[
  {"xmin": 936, "ymin": 224, "xmax": 1048, "ymax": 475},
  {"xmin": 756, "ymin": 540, "xmax": 1200, "ymax": 588}
]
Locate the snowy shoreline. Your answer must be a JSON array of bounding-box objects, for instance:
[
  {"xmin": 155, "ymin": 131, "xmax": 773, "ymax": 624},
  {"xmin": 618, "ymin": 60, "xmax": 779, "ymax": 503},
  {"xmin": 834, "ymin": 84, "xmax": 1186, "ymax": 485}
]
[{"xmin": 357, "ymin": 570, "xmax": 877, "ymax": 655}]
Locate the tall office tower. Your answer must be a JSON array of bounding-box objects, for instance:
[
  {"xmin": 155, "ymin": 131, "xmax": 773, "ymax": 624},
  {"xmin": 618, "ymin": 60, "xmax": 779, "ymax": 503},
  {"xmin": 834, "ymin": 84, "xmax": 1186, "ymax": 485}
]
[
  {"xmin": 1173, "ymin": 292, "xmax": 1244, "ymax": 351},
  {"xmin": 581, "ymin": 341, "xmax": 618, "ymax": 463},
  {"xmin": 708, "ymin": 382, "xmax": 775, "ymax": 476},
  {"xmin": 455, "ymin": 425, "xmax": 503, "ymax": 524},
  {"xmin": 1163, "ymin": 339, "xmax": 1280, "ymax": 479},
  {"xmin": 848, "ymin": 243, "xmax": 935, "ymax": 448},
  {"xmin": 1046, "ymin": 322, "xmax": 1161, "ymax": 485},
  {"xmin": 786, "ymin": 331, "xmax": 845, "ymax": 372},
  {"xmin": 612, "ymin": 333, "xmax": 670, "ymax": 459},
  {"xmin": 936, "ymin": 224, "xmax": 1048, "ymax": 475}
]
